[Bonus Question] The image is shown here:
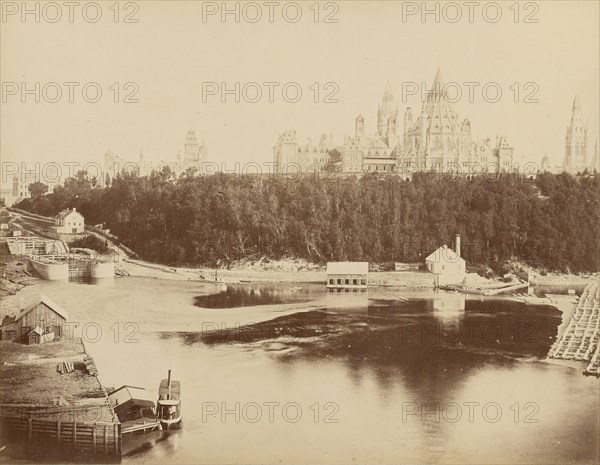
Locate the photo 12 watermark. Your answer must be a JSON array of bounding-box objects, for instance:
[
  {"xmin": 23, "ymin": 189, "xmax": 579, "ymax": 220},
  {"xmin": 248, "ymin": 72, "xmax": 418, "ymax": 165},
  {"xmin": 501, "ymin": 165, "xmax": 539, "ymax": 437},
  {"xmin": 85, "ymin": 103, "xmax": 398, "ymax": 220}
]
[
  {"xmin": 1, "ymin": 1, "xmax": 140, "ymax": 24},
  {"xmin": 201, "ymin": 81, "xmax": 340, "ymax": 104},
  {"xmin": 200, "ymin": 401, "xmax": 340, "ymax": 423},
  {"xmin": 400, "ymin": 80, "xmax": 540, "ymax": 104},
  {"xmin": 402, "ymin": 401, "xmax": 540, "ymax": 424},
  {"xmin": 1, "ymin": 82, "xmax": 140, "ymax": 104},
  {"xmin": 401, "ymin": 1, "xmax": 540, "ymax": 24},
  {"xmin": 200, "ymin": 1, "xmax": 340, "ymax": 24}
]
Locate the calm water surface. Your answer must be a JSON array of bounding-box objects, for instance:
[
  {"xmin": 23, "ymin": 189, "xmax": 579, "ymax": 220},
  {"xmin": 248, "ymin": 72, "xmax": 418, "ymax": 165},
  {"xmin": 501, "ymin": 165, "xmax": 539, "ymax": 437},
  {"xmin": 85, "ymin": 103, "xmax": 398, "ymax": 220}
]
[{"xmin": 26, "ymin": 278, "xmax": 600, "ymax": 464}]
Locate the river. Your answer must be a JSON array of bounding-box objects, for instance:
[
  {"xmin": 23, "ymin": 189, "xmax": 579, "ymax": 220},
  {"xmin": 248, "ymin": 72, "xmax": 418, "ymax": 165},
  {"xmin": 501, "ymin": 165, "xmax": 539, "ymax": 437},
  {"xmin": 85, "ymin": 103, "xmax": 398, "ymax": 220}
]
[{"xmin": 29, "ymin": 278, "xmax": 599, "ymax": 464}]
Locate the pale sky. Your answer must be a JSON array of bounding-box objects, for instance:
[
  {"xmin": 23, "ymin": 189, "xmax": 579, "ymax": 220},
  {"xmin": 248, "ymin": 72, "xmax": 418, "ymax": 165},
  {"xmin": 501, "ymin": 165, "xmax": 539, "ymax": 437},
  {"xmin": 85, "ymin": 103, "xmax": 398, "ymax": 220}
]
[{"xmin": 1, "ymin": 0, "xmax": 599, "ymax": 184}]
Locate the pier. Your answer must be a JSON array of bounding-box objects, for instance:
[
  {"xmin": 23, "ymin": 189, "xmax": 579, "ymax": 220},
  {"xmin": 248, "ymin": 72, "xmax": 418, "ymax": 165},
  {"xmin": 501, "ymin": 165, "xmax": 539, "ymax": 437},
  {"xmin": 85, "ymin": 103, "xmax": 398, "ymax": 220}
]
[
  {"xmin": 549, "ymin": 283, "xmax": 600, "ymax": 376},
  {"xmin": 0, "ymin": 339, "xmax": 122, "ymax": 460}
]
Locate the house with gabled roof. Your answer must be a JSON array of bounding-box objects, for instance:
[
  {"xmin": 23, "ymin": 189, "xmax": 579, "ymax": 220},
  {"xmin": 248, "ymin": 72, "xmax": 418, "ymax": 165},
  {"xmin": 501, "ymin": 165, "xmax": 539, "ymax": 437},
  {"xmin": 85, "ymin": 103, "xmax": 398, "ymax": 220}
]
[
  {"xmin": 425, "ymin": 240, "xmax": 466, "ymax": 287},
  {"xmin": 53, "ymin": 207, "xmax": 85, "ymax": 235},
  {"xmin": 14, "ymin": 294, "xmax": 69, "ymax": 343}
]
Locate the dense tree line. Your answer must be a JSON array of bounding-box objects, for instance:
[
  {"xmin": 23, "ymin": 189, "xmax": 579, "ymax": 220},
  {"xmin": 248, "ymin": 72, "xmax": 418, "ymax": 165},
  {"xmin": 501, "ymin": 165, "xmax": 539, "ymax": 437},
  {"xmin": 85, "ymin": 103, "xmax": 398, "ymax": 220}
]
[{"xmin": 14, "ymin": 169, "xmax": 599, "ymax": 272}]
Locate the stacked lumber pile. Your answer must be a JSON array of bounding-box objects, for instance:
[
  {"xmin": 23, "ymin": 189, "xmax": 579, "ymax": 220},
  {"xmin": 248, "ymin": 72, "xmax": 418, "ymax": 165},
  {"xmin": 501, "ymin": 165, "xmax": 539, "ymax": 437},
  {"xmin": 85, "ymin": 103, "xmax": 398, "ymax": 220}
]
[
  {"xmin": 57, "ymin": 361, "xmax": 75, "ymax": 374},
  {"xmin": 84, "ymin": 356, "xmax": 98, "ymax": 376}
]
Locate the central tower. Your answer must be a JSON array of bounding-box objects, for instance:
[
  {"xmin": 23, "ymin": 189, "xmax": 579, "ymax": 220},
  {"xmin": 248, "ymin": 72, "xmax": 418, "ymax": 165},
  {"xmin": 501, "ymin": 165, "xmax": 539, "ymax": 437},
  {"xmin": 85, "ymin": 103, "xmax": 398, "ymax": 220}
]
[
  {"xmin": 377, "ymin": 81, "xmax": 398, "ymax": 137},
  {"xmin": 184, "ymin": 129, "xmax": 200, "ymax": 163},
  {"xmin": 564, "ymin": 96, "xmax": 588, "ymax": 174}
]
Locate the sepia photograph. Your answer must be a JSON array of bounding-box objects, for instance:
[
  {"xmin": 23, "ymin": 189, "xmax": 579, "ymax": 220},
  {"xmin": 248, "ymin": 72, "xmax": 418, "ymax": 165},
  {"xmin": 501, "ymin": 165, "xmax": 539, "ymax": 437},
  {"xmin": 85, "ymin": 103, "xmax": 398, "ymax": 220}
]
[{"xmin": 0, "ymin": 1, "xmax": 599, "ymax": 463}]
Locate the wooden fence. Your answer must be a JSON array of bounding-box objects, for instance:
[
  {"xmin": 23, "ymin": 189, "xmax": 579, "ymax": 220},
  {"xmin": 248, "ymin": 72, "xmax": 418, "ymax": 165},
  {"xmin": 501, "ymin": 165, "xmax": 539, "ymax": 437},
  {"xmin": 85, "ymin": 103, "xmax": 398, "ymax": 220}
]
[{"xmin": 2, "ymin": 416, "xmax": 122, "ymax": 458}]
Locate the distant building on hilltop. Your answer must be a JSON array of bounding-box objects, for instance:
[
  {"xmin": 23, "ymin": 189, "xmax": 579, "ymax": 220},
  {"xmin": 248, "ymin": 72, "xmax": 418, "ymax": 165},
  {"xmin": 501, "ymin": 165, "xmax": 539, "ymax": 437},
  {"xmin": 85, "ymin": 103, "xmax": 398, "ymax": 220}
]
[
  {"xmin": 273, "ymin": 69, "xmax": 514, "ymax": 177},
  {"xmin": 540, "ymin": 153, "xmax": 563, "ymax": 174},
  {"xmin": 540, "ymin": 154, "xmax": 552, "ymax": 173},
  {"xmin": 399, "ymin": 69, "xmax": 513, "ymax": 175},
  {"xmin": 591, "ymin": 141, "xmax": 599, "ymax": 173},
  {"xmin": 343, "ymin": 81, "xmax": 399, "ymax": 173},
  {"xmin": 104, "ymin": 128, "xmax": 208, "ymax": 181},
  {"xmin": 564, "ymin": 96, "xmax": 588, "ymax": 174},
  {"xmin": 273, "ymin": 130, "xmax": 335, "ymax": 174},
  {"xmin": 11, "ymin": 172, "xmax": 59, "ymax": 205}
]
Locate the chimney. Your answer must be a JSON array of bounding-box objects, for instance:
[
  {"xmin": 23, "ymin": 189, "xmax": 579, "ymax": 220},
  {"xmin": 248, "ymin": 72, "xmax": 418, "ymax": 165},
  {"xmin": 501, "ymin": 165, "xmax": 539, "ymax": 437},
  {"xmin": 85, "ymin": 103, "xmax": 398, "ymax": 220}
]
[
  {"xmin": 167, "ymin": 369, "xmax": 172, "ymax": 399},
  {"xmin": 455, "ymin": 234, "xmax": 461, "ymax": 258},
  {"xmin": 73, "ymin": 207, "xmax": 76, "ymax": 212}
]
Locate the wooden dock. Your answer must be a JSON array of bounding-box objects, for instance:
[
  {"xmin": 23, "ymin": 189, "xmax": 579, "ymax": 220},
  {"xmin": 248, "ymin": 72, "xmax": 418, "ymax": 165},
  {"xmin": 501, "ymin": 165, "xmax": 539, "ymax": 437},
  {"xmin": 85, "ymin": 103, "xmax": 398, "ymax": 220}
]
[
  {"xmin": 483, "ymin": 283, "xmax": 530, "ymax": 296},
  {"xmin": 2, "ymin": 416, "xmax": 122, "ymax": 458},
  {"xmin": 438, "ymin": 282, "xmax": 530, "ymax": 296},
  {"xmin": 121, "ymin": 418, "xmax": 162, "ymax": 434}
]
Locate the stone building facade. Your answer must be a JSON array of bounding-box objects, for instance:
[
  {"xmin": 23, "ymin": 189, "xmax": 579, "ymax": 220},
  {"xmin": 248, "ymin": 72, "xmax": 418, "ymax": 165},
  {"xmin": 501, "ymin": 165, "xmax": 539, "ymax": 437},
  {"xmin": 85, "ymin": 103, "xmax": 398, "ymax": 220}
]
[
  {"xmin": 273, "ymin": 69, "xmax": 514, "ymax": 177},
  {"xmin": 104, "ymin": 129, "xmax": 208, "ymax": 181}
]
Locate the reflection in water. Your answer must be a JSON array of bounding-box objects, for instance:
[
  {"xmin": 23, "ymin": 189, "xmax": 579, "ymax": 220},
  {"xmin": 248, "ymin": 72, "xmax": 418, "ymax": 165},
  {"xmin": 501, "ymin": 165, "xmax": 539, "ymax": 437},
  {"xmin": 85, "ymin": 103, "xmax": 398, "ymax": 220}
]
[
  {"xmin": 89, "ymin": 277, "xmax": 116, "ymax": 288},
  {"xmin": 153, "ymin": 298, "xmax": 598, "ymax": 465},
  {"xmin": 325, "ymin": 290, "xmax": 369, "ymax": 310},
  {"xmin": 430, "ymin": 294, "xmax": 466, "ymax": 322},
  {"xmin": 14, "ymin": 279, "xmax": 598, "ymax": 465},
  {"xmin": 194, "ymin": 283, "xmax": 321, "ymax": 308}
]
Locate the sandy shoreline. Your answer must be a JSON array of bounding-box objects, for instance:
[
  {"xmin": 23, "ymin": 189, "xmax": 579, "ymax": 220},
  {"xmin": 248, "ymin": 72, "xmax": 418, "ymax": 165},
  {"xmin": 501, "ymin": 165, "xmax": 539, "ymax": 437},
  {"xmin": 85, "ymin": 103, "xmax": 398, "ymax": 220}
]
[{"xmin": 121, "ymin": 258, "xmax": 472, "ymax": 288}]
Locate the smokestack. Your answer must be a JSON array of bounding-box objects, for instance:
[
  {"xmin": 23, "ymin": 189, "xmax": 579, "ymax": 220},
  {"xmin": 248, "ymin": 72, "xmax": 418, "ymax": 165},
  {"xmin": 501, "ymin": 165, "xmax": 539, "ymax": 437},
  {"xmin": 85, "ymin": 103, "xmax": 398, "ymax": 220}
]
[
  {"xmin": 455, "ymin": 234, "xmax": 461, "ymax": 258},
  {"xmin": 167, "ymin": 369, "xmax": 172, "ymax": 399}
]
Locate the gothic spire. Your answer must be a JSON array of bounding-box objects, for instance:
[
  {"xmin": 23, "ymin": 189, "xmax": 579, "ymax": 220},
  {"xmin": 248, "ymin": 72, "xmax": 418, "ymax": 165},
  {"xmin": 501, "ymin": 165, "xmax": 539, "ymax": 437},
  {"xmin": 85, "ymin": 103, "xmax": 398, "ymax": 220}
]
[
  {"xmin": 432, "ymin": 67, "xmax": 445, "ymax": 89},
  {"xmin": 382, "ymin": 81, "xmax": 394, "ymax": 103}
]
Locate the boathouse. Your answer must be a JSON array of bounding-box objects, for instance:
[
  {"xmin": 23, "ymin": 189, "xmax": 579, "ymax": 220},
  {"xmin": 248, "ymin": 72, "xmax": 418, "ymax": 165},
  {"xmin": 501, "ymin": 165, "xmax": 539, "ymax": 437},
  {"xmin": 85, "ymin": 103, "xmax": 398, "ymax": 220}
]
[
  {"xmin": 108, "ymin": 385, "xmax": 160, "ymax": 432},
  {"xmin": 108, "ymin": 385, "xmax": 151, "ymax": 407},
  {"xmin": 15, "ymin": 294, "xmax": 69, "ymax": 343},
  {"xmin": 326, "ymin": 262, "xmax": 368, "ymax": 289}
]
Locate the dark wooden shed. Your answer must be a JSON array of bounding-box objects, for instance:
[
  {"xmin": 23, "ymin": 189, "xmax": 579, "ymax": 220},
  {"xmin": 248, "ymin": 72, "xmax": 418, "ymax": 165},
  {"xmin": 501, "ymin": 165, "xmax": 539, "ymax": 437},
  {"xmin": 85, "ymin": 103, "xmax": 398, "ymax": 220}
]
[
  {"xmin": 1, "ymin": 316, "xmax": 17, "ymax": 341},
  {"xmin": 15, "ymin": 295, "xmax": 69, "ymax": 342}
]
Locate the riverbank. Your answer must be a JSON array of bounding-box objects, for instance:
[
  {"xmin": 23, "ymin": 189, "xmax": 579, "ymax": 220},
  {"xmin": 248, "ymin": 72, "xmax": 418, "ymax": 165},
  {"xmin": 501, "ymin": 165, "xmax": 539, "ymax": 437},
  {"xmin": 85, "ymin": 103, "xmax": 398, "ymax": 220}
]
[
  {"xmin": 0, "ymin": 256, "xmax": 37, "ymax": 297},
  {"xmin": 0, "ymin": 339, "xmax": 114, "ymax": 421},
  {"xmin": 120, "ymin": 258, "xmax": 500, "ymax": 289},
  {"xmin": 121, "ymin": 255, "xmax": 599, "ymax": 288}
]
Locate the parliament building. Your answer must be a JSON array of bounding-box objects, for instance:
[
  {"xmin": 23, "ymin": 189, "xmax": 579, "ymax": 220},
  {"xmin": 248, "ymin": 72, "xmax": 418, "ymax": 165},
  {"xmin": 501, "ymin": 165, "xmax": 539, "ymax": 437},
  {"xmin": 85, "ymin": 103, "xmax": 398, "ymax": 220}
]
[{"xmin": 273, "ymin": 69, "xmax": 514, "ymax": 177}]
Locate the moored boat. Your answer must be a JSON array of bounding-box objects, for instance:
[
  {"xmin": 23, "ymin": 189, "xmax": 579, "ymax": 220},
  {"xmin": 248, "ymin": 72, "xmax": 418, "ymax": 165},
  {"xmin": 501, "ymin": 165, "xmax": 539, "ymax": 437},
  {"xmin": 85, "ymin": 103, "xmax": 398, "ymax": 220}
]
[{"xmin": 156, "ymin": 370, "xmax": 182, "ymax": 429}]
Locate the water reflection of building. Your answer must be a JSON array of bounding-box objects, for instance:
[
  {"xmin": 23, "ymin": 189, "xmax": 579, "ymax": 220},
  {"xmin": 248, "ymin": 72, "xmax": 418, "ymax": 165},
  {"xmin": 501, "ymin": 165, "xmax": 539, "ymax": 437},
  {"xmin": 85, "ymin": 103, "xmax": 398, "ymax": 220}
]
[
  {"xmin": 430, "ymin": 294, "xmax": 466, "ymax": 322},
  {"xmin": 325, "ymin": 291, "xmax": 369, "ymax": 311}
]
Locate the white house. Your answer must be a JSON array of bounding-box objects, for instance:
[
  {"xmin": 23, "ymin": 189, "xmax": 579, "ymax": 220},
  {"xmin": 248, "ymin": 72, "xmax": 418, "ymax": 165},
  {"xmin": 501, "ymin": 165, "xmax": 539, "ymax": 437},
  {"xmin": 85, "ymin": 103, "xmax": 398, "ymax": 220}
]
[
  {"xmin": 54, "ymin": 208, "xmax": 85, "ymax": 235},
  {"xmin": 425, "ymin": 242, "xmax": 466, "ymax": 287}
]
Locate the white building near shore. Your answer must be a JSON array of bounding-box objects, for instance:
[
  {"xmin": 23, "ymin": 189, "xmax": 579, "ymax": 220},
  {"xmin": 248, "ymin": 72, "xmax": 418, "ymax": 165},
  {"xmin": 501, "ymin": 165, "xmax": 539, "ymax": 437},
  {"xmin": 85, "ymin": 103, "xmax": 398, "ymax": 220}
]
[{"xmin": 425, "ymin": 235, "xmax": 466, "ymax": 286}]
